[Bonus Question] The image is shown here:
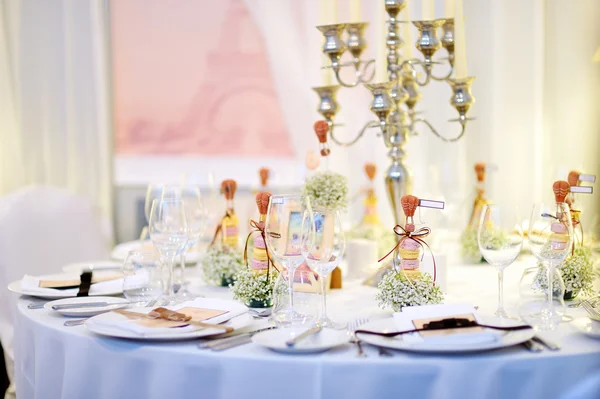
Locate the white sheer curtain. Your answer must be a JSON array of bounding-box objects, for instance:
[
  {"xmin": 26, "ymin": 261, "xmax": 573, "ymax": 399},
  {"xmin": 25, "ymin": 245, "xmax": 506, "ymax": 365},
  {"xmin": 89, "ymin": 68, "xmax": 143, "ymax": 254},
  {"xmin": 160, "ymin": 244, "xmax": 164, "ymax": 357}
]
[
  {"xmin": 0, "ymin": 0, "xmax": 113, "ymax": 239},
  {"xmin": 245, "ymin": 0, "xmax": 600, "ymax": 228}
]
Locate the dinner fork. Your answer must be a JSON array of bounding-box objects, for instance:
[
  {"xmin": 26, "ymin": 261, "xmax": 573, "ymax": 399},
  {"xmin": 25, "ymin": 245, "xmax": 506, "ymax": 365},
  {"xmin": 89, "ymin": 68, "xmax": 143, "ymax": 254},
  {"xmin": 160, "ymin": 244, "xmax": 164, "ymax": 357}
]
[
  {"xmin": 582, "ymin": 299, "xmax": 600, "ymax": 321},
  {"xmin": 347, "ymin": 318, "xmax": 369, "ymax": 358}
]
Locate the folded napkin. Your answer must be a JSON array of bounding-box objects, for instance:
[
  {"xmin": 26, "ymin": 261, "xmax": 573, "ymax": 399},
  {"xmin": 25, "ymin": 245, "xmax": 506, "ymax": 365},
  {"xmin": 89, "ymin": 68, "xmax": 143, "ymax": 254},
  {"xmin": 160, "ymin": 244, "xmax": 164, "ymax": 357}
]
[
  {"xmin": 20, "ymin": 274, "xmax": 123, "ymax": 296},
  {"xmin": 87, "ymin": 298, "xmax": 248, "ymax": 337},
  {"xmin": 393, "ymin": 303, "xmax": 501, "ymax": 346}
]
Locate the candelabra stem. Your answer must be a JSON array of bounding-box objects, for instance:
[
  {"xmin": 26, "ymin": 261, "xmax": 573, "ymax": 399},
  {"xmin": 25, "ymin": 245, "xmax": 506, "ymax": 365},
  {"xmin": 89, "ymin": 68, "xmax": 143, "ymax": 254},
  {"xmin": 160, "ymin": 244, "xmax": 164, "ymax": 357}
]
[{"xmin": 384, "ymin": 125, "xmax": 412, "ymax": 225}]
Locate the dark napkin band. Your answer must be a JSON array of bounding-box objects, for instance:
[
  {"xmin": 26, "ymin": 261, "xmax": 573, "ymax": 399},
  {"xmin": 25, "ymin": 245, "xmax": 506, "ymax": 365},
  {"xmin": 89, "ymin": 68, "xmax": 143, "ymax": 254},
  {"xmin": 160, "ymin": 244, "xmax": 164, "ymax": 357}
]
[
  {"xmin": 355, "ymin": 317, "xmax": 532, "ymax": 338},
  {"xmin": 76, "ymin": 272, "xmax": 93, "ymax": 297}
]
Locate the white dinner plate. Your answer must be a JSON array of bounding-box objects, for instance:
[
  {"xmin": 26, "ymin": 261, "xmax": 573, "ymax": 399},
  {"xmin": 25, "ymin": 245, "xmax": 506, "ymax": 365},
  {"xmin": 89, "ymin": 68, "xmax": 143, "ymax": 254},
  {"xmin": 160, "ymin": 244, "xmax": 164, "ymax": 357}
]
[
  {"xmin": 355, "ymin": 315, "xmax": 535, "ymax": 353},
  {"xmin": 8, "ymin": 273, "xmax": 124, "ymax": 299},
  {"xmin": 85, "ymin": 301, "xmax": 251, "ymax": 341},
  {"xmin": 111, "ymin": 240, "xmax": 202, "ymax": 264},
  {"xmin": 62, "ymin": 260, "xmax": 123, "ymax": 273},
  {"xmin": 45, "ymin": 297, "xmax": 129, "ymax": 317},
  {"xmin": 252, "ymin": 327, "xmax": 349, "ymax": 354},
  {"xmin": 571, "ymin": 318, "xmax": 600, "ymax": 339}
]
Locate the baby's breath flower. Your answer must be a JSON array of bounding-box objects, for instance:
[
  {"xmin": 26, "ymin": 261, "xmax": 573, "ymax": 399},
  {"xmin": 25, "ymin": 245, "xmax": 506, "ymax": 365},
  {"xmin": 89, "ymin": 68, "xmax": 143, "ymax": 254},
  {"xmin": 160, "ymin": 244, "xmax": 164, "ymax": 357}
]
[
  {"xmin": 302, "ymin": 171, "xmax": 348, "ymax": 211},
  {"xmin": 376, "ymin": 271, "xmax": 444, "ymax": 311},
  {"xmin": 230, "ymin": 269, "xmax": 285, "ymax": 307},
  {"xmin": 201, "ymin": 246, "xmax": 244, "ymax": 286},
  {"xmin": 534, "ymin": 246, "xmax": 596, "ymax": 297}
]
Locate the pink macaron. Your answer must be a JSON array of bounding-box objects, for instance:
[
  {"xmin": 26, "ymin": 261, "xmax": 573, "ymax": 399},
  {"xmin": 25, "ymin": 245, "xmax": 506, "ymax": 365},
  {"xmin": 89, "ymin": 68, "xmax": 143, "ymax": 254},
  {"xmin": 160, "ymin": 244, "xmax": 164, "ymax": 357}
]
[
  {"xmin": 401, "ymin": 259, "xmax": 420, "ymax": 270},
  {"xmin": 225, "ymin": 226, "xmax": 238, "ymax": 236},
  {"xmin": 251, "ymin": 259, "xmax": 268, "ymax": 270},
  {"xmin": 254, "ymin": 235, "xmax": 266, "ymax": 249},
  {"xmin": 400, "ymin": 238, "xmax": 420, "ymax": 251},
  {"xmin": 551, "ymin": 223, "xmax": 567, "ymax": 234}
]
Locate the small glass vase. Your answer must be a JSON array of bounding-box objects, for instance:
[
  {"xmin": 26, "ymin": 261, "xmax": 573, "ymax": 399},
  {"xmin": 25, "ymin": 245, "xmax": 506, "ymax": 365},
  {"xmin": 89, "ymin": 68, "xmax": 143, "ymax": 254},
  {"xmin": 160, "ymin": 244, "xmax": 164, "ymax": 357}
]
[
  {"xmin": 245, "ymin": 298, "xmax": 273, "ymax": 309},
  {"xmin": 220, "ymin": 275, "xmax": 234, "ymax": 287}
]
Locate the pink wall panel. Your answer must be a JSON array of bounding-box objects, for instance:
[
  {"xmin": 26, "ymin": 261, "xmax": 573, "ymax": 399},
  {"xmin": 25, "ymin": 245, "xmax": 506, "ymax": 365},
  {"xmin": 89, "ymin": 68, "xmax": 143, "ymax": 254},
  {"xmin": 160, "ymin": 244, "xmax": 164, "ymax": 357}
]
[{"xmin": 111, "ymin": 0, "xmax": 293, "ymax": 157}]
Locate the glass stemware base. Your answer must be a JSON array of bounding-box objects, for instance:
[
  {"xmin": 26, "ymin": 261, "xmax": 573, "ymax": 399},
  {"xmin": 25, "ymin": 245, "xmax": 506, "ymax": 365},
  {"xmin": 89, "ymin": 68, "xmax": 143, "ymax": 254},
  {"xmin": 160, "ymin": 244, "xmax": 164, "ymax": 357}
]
[
  {"xmin": 314, "ymin": 316, "xmax": 346, "ymax": 330},
  {"xmin": 271, "ymin": 307, "xmax": 313, "ymax": 327}
]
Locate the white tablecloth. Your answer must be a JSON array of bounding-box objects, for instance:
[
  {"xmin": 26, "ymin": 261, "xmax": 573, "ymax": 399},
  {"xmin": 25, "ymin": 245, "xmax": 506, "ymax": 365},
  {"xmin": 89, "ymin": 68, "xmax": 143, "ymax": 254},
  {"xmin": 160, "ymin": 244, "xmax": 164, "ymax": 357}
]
[{"xmin": 13, "ymin": 254, "xmax": 600, "ymax": 399}]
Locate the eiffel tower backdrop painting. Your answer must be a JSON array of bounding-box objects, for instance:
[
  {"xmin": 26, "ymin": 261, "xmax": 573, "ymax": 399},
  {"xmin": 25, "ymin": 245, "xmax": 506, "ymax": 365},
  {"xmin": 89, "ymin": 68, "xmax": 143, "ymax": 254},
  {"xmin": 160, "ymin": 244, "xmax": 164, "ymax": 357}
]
[{"xmin": 112, "ymin": 0, "xmax": 294, "ymax": 157}]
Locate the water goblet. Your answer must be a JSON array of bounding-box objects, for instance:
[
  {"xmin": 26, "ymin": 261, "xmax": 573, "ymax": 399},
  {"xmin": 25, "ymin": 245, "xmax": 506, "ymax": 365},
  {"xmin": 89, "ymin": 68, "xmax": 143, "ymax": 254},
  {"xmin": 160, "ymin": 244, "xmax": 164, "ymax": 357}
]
[{"xmin": 148, "ymin": 198, "xmax": 188, "ymax": 304}]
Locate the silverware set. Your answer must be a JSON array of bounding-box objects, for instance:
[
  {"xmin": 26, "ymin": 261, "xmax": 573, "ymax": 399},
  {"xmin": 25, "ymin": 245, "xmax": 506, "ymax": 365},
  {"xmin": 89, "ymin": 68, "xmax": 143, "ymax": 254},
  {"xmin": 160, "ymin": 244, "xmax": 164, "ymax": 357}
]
[
  {"xmin": 581, "ymin": 298, "xmax": 600, "ymax": 321},
  {"xmin": 61, "ymin": 298, "xmax": 164, "ymax": 327},
  {"xmin": 197, "ymin": 326, "xmax": 276, "ymax": 351},
  {"xmin": 522, "ymin": 335, "xmax": 561, "ymax": 352}
]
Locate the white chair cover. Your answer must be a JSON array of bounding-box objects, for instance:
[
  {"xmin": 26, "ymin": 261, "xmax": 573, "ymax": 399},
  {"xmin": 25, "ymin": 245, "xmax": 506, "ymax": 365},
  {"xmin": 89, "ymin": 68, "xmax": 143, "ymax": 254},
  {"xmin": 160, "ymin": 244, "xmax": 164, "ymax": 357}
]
[{"xmin": 0, "ymin": 185, "xmax": 109, "ymax": 382}]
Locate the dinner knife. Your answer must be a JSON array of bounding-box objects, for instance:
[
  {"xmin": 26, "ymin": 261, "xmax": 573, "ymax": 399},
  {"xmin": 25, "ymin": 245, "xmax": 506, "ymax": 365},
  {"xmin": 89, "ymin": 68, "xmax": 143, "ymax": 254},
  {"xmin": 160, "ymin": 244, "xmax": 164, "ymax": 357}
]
[
  {"xmin": 52, "ymin": 302, "xmax": 110, "ymax": 310},
  {"xmin": 285, "ymin": 325, "xmax": 322, "ymax": 347},
  {"xmin": 197, "ymin": 326, "xmax": 276, "ymax": 349},
  {"xmin": 211, "ymin": 335, "xmax": 253, "ymax": 351}
]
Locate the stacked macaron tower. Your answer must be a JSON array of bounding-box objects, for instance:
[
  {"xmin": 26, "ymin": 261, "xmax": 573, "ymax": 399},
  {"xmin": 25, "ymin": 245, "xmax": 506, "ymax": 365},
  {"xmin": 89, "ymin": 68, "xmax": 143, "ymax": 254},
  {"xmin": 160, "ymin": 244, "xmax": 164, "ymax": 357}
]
[
  {"xmin": 220, "ymin": 179, "xmax": 239, "ymax": 248},
  {"xmin": 258, "ymin": 168, "xmax": 270, "ymax": 191},
  {"xmin": 397, "ymin": 195, "xmax": 423, "ymax": 281},
  {"xmin": 550, "ymin": 181, "xmax": 571, "ymax": 253},
  {"xmin": 467, "ymin": 162, "xmax": 490, "ymax": 230},
  {"xmin": 249, "ymin": 192, "xmax": 272, "ymax": 275}
]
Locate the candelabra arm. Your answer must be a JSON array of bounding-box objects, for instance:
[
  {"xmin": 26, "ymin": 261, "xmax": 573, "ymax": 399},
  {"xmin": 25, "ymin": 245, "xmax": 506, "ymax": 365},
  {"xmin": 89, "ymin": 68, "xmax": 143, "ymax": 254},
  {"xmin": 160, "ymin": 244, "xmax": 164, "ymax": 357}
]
[
  {"xmin": 413, "ymin": 118, "xmax": 467, "ymax": 143},
  {"xmin": 402, "ymin": 59, "xmax": 431, "ymax": 86},
  {"xmin": 332, "ymin": 59, "xmax": 376, "ymax": 88},
  {"xmin": 329, "ymin": 120, "xmax": 380, "ymax": 147},
  {"xmin": 430, "ymin": 59, "xmax": 454, "ymax": 81}
]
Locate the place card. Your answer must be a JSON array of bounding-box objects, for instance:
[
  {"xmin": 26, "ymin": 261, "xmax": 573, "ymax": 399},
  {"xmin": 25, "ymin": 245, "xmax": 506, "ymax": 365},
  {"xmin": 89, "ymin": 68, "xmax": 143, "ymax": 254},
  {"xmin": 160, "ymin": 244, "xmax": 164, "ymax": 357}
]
[
  {"xmin": 570, "ymin": 186, "xmax": 593, "ymax": 194},
  {"xmin": 418, "ymin": 199, "xmax": 445, "ymax": 209},
  {"xmin": 578, "ymin": 174, "xmax": 596, "ymax": 183}
]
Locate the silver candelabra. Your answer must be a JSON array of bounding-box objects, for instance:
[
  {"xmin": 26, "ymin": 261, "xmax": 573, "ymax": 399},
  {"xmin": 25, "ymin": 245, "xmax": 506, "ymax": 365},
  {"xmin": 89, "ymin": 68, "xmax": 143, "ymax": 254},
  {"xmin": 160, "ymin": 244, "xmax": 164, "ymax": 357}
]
[{"xmin": 313, "ymin": 0, "xmax": 475, "ymax": 225}]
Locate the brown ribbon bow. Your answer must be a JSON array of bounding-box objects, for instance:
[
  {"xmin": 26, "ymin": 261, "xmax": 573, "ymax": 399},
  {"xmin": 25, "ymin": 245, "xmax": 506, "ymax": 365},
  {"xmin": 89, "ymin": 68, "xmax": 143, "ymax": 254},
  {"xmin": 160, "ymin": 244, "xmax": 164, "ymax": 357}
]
[
  {"xmin": 378, "ymin": 224, "xmax": 437, "ymax": 283},
  {"xmin": 243, "ymin": 219, "xmax": 281, "ymax": 280}
]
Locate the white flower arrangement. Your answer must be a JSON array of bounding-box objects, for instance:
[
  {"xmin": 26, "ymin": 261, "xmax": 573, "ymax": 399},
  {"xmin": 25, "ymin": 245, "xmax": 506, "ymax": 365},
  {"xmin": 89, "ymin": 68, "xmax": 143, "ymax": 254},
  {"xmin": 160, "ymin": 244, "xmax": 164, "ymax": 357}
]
[
  {"xmin": 376, "ymin": 271, "xmax": 444, "ymax": 311},
  {"xmin": 302, "ymin": 171, "xmax": 349, "ymax": 211},
  {"xmin": 201, "ymin": 246, "xmax": 244, "ymax": 286},
  {"xmin": 230, "ymin": 269, "xmax": 284, "ymax": 308},
  {"xmin": 534, "ymin": 246, "xmax": 596, "ymax": 299}
]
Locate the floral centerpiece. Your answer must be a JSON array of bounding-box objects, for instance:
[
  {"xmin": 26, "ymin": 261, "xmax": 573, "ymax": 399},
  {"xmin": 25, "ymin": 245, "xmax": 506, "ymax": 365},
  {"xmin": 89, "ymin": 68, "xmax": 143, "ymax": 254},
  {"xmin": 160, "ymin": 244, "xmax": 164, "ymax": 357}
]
[
  {"xmin": 376, "ymin": 195, "xmax": 445, "ymax": 311},
  {"xmin": 230, "ymin": 192, "xmax": 280, "ymax": 308},
  {"xmin": 202, "ymin": 245, "xmax": 244, "ymax": 286},
  {"xmin": 301, "ymin": 171, "xmax": 348, "ymax": 211},
  {"xmin": 376, "ymin": 271, "xmax": 443, "ymax": 311},
  {"xmin": 230, "ymin": 268, "xmax": 284, "ymax": 308}
]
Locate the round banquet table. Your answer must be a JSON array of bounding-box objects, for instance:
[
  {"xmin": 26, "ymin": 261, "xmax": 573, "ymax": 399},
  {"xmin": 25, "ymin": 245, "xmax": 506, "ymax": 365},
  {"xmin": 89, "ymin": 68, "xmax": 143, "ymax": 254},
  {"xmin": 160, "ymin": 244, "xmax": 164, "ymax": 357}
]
[{"xmin": 13, "ymin": 253, "xmax": 600, "ymax": 399}]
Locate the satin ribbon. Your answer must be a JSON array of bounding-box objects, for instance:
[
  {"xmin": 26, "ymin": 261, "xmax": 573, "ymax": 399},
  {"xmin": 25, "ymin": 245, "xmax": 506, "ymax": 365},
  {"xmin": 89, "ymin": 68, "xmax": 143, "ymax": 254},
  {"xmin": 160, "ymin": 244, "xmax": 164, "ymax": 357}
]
[
  {"xmin": 77, "ymin": 271, "xmax": 92, "ymax": 297},
  {"xmin": 378, "ymin": 224, "xmax": 437, "ymax": 284},
  {"xmin": 243, "ymin": 219, "xmax": 281, "ymax": 280},
  {"xmin": 210, "ymin": 209, "xmax": 235, "ymax": 247}
]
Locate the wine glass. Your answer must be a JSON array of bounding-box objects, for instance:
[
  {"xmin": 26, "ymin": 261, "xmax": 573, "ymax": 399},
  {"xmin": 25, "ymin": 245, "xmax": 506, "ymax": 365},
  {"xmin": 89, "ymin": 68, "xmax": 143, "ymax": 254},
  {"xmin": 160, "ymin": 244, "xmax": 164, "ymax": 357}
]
[
  {"xmin": 264, "ymin": 194, "xmax": 314, "ymax": 326},
  {"xmin": 301, "ymin": 207, "xmax": 346, "ymax": 328},
  {"xmin": 477, "ymin": 205, "xmax": 523, "ymax": 318},
  {"xmin": 148, "ymin": 198, "xmax": 188, "ymax": 304},
  {"xmin": 162, "ymin": 185, "xmax": 207, "ymax": 299},
  {"xmin": 526, "ymin": 202, "xmax": 573, "ymax": 330}
]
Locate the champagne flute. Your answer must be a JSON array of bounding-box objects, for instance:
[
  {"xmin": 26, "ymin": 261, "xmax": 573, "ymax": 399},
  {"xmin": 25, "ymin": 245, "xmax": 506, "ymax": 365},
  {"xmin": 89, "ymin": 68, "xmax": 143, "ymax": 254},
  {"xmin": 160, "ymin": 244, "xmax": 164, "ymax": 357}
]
[
  {"xmin": 265, "ymin": 195, "xmax": 314, "ymax": 327},
  {"xmin": 477, "ymin": 205, "xmax": 523, "ymax": 318},
  {"xmin": 148, "ymin": 198, "xmax": 188, "ymax": 304},
  {"xmin": 301, "ymin": 207, "xmax": 345, "ymax": 328},
  {"xmin": 527, "ymin": 202, "xmax": 573, "ymax": 330}
]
